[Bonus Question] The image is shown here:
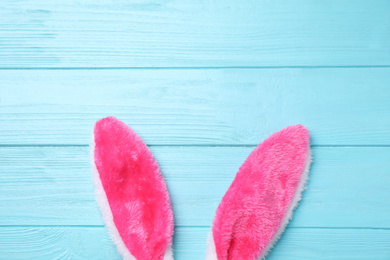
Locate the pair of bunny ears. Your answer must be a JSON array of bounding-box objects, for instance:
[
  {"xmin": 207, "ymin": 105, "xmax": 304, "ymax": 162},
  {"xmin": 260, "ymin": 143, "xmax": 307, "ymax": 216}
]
[{"xmin": 91, "ymin": 117, "xmax": 312, "ymax": 260}]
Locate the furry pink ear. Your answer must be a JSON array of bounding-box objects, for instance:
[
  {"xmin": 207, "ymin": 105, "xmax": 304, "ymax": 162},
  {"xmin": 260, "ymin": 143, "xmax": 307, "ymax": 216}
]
[
  {"xmin": 206, "ymin": 125, "xmax": 311, "ymax": 260},
  {"xmin": 92, "ymin": 117, "xmax": 174, "ymax": 260}
]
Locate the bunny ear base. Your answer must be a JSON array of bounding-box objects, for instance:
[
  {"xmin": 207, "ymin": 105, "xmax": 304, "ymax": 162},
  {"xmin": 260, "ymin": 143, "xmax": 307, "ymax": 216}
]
[
  {"xmin": 206, "ymin": 150, "xmax": 312, "ymax": 260},
  {"xmin": 92, "ymin": 153, "xmax": 174, "ymax": 260},
  {"xmin": 207, "ymin": 125, "xmax": 312, "ymax": 260},
  {"xmin": 91, "ymin": 147, "xmax": 137, "ymax": 260},
  {"xmin": 92, "ymin": 117, "xmax": 174, "ymax": 260},
  {"xmin": 260, "ymin": 147, "xmax": 312, "ymax": 259}
]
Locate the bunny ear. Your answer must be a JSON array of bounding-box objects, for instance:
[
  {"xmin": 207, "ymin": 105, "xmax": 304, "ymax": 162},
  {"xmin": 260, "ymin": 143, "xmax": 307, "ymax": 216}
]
[
  {"xmin": 91, "ymin": 117, "xmax": 174, "ymax": 260},
  {"xmin": 207, "ymin": 125, "xmax": 311, "ymax": 260}
]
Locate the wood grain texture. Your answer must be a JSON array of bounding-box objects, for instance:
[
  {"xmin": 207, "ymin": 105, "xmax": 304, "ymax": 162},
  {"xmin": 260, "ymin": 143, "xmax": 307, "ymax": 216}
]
[
  {"xmin": 1, "ymin": 146, "xmax": 389, "ymax": 228},
  {"xmin": 1, "ymin": 0, "xmax": 390, "ymax": 258},
  {"xmin": 0, "ymin": 226, "xmax": 389, "ymax": 259},
  {"xmin": 1, "ymin": 68, "xmax": 390, "ymax": 145},
  {"xmin": 0, "ymin": 0, "xmax": 389, "ymax": 68}
]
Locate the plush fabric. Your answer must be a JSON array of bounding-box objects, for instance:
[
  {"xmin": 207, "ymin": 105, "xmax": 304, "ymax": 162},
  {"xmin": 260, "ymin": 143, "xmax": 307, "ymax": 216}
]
[
  {"xmin": 208, "ymin": 125, "xmax": 311, "ymax": 260},
  {"xmin": 92, "ymin": 117, "xmax": 174, "ymax": 260}
]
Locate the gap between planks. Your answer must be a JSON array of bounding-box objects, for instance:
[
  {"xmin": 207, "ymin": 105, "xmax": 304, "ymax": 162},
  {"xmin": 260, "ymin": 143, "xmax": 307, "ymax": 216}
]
[
  {"xmin": 0, "ymin": 144, "xmax": 389, "ymax": 148},
  {"xmin": 0, "ymin": 225, "xmax": 389, "ymax": 231},
  {"xmin": 1, "ymin": 66, "xmax": 390, "ymax": 70}
]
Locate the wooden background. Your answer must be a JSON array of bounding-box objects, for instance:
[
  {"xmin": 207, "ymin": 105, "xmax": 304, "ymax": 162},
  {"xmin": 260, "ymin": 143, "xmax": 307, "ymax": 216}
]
[{"xmin": 1, "ymin": 0, "xmax": 390, "ymax": 259}]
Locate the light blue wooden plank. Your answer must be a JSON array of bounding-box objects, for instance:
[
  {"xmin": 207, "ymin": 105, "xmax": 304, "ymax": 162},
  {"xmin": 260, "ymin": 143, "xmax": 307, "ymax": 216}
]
[
  {"xmin": 0, "ymin": 226, "xmax": 389, "ymax": 259},
  {"xmin": 266, "ymin": 228, "xmax": 390, "ymax": 260},
  {"xmin": 1, "ymin": 146, "xmax": 389, "ymax": 228},
  {"xmin": 1, "ymin": 68, "xmax": 389, "ymax": 145},
  {"xmin": 0, "ymin": 0, "xmax": 389, "ymax": 67}
]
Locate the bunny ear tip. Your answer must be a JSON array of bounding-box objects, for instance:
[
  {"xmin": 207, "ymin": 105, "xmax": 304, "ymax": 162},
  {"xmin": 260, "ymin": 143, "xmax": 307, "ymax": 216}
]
[
  {"xmin": 288, "ymin": 124, "xmax": 310, "ymax": 136},
  {"xmin": 94, "ymin": 116, "xmax": 118, "ymax": 126},
  {"xmin": 94, "ymin": 116, "xmax": 130, "ymax": 135},
  {"xmin": 272, "ymin": 124, "xmax": 310, "ymax": 141}
]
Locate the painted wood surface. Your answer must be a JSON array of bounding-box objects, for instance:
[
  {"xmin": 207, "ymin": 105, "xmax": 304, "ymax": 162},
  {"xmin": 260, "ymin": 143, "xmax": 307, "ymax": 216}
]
[
  {"xmin": 1, "ymin": 146, "xmax": 390, "ymax": 229},
  {"xmin": 1, "ymin": 0, "xmax": 390, "ymax": 259},
  {"xmin": 1, "ymin": 68, "xmax": 390, "ymax": 145},
  {"xmin": 0, "ymin": 0, "xmax": 390, "ymax": 68},
  {"xmin": 0, "ymin": 227, "xmax": 389, "ymax": 260}
]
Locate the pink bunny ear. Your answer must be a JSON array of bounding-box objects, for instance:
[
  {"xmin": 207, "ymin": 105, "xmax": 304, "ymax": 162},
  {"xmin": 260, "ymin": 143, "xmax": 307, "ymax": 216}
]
[
  {"xmin": 207, "ymin": 125, "xmax": 311, "ymax": 260},
  {"xmin": 92, "ymin": 117, "xmax": 174, "ymax": 260}
]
